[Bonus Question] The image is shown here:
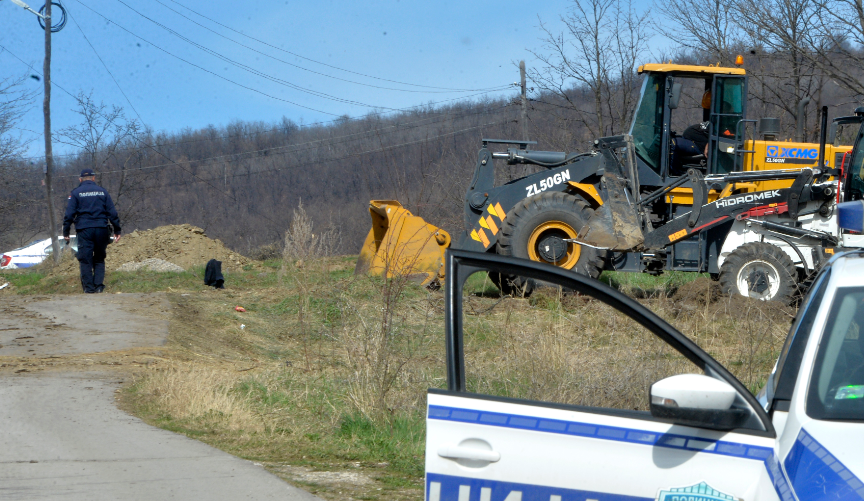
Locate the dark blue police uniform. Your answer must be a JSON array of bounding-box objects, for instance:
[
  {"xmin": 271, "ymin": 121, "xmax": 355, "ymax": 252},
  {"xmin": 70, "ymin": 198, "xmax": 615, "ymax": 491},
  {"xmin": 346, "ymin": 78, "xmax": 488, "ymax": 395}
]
[{"xmin": 62, "ymin": 169, "xmax": 121, "ymax": 293}]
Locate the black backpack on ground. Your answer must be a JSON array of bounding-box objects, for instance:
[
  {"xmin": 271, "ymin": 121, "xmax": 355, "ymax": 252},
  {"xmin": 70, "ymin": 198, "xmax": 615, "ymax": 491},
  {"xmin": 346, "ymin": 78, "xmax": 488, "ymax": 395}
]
[{"xmin": 204, "ymin": 259, "xmax": 225, "ymax": 289}]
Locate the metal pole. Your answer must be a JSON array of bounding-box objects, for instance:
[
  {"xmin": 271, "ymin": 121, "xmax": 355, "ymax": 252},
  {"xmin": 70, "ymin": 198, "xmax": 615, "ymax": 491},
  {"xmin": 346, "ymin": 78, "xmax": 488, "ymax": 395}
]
[
  {"xmin": 42, "ymin": 1, "xmax": 60, "ymax": 263},
  {"xmin": 520, "ymin": 60, "xmax": 528, "ymax": 141},
  {"xmin": 818, "ymin": 105, "xmax": 828, "ymax": 178}
]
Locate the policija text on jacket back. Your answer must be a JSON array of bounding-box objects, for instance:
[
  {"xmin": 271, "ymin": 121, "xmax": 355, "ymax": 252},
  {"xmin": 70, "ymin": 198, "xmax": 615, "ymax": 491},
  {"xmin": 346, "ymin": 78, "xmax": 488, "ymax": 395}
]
[{"xmin": 62, "ymin": 168, "xmax": 122, "ymax": 294}]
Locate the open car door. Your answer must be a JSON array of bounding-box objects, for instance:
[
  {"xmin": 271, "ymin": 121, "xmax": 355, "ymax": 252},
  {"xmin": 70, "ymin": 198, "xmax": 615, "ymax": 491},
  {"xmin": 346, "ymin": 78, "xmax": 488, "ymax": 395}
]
[{"xmin": 426, "ymin": 250, "xmax": 781, "ymax": 501}]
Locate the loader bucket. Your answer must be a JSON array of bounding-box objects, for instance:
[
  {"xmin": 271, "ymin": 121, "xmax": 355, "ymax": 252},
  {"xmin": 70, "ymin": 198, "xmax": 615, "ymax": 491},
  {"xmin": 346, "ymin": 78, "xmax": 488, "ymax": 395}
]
[
  {"xmin": 355, "ymin": 200, "xmax": 451, "ymax": 286},
  {"xmin": 576, "ymin": 174, "xmax": 644, "ymax": 250}
]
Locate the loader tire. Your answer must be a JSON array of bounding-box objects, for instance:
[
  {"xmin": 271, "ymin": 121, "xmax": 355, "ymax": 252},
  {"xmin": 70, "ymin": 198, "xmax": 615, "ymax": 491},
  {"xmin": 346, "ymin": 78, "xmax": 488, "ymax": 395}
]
[
  {"xmin": 493, "ymin": 192, "xmax": 605, "ymax": 296},
  {"xmin": 719, "ymin": 242, "xmax": 798, "ymax": 303}
]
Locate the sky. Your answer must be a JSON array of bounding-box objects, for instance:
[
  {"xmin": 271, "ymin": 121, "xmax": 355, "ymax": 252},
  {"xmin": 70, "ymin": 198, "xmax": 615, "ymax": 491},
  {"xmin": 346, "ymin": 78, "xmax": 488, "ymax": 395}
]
[{"xmin": 0, "ymin": 0, "xmax": 663, "ymax": 158}]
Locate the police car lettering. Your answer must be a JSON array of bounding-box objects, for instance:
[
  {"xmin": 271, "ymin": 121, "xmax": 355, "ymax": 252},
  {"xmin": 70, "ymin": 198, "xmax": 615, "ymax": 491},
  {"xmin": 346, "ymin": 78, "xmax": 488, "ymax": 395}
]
[
  {"xmin": 526, "ymin": 170, "xmax": 571, "ymax": 197},
  {"xmin": 78, "ymin": 191, "xmax": 105, "ymax": 197},
  {"xmin": 427, "ymin": 483, "xmax": 522, "ymax": 501},
  {"xmin": 714, "ymin": 190, "xmax": 780, "ymax": 208}
]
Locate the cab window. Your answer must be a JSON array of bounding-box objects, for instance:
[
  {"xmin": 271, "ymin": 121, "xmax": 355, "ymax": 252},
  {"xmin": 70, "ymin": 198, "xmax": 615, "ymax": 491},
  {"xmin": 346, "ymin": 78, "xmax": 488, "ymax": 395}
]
[
  {"xmin": 847, "ymin": 129, "xmax": 864, "ymax": 201},
  {"xmin": 807, "ymin": 286, "xmax": 864, "ymax": 421},
  {"xmin": 630, "ymin": 75, "xmax": 665, "ymax": 175},
  {"xmin": 711, "ymin": 77, "xmax": 744, "ymax": 175}
]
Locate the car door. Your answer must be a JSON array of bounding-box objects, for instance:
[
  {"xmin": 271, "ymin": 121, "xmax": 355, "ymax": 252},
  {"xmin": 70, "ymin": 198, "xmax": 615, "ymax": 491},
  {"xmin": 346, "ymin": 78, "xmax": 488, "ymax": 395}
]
[{"xmin": 426, "ymin": 250, "xmax": 780, "ymax": 501}]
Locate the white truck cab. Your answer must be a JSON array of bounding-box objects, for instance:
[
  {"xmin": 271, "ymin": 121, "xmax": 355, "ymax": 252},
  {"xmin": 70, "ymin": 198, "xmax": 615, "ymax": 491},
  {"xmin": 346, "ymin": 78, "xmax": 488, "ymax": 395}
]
[{"xmin": 426, "ymin": 249, "xmax": 864, "ymax": 501}]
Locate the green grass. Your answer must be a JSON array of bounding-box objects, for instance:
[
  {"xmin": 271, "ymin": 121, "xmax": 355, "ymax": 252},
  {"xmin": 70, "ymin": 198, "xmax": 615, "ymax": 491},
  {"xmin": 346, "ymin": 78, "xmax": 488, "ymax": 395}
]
[
  {"xmin": 599, "ymin": 270, "xmax": 708, "ymax": 294},
  {"xmin": 2, "ymin": 271, "xmax": 45, "ymax": 288},
  {"xmin": 2, "ymin": 264, "xmax": 282, "ymax": 295}
]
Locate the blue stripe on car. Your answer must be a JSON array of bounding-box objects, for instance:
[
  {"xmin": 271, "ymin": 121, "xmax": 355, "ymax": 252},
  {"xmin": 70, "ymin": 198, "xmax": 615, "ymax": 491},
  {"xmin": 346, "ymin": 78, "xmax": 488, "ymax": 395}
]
[
  {"xmin": 428, "ymin": 405, "xmax": 773, "ymax": 461},
  {"xmin": 430, "ymin": 406, "xmax": 864, "ymax": 501},
  {"xmin": 783, "ymin": 428, "xmax": 864, "ymax": 501}
]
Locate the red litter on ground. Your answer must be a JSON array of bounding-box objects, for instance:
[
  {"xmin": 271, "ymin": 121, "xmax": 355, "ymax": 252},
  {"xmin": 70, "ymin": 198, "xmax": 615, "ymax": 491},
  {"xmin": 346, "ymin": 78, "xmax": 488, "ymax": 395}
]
[{"xmin": 235, "ymin": 306, "xmax": 246, "ymax": 312}]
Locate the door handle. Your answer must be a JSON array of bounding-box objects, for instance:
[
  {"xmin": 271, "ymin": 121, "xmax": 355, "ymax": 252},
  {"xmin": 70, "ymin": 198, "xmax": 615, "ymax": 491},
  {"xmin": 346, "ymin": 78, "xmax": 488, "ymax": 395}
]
[{"xmin": 437, "ymin": 446, "xmax": 500, "ymax": 462}]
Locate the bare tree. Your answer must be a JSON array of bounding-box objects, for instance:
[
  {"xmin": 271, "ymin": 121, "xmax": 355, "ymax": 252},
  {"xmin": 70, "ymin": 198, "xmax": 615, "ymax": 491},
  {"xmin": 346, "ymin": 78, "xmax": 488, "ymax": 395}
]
[
  {"xmin": 739, "ymin": 0, "xmax": 864, "ymax": 99},
  {"xmin": 735, "ymin": 0, "xmax": 827, "ymax": 138},
  {"xmin": 0, "ymin": 75, "xmax": 33, "ymax": 168},
  {"xmin": 57, "ymin": 92, "xmax": 152, "ymax": 225},
  {"xmin": 529, "ymin": 0, "xmax": 651, "ymax": 142},
  {"xmin": 657, "ymin": 0, "xmax": 743, "ymax": 65},
  {"xmin": 0, "ymin": 75, "xmax": 37, "ymax": 249}
]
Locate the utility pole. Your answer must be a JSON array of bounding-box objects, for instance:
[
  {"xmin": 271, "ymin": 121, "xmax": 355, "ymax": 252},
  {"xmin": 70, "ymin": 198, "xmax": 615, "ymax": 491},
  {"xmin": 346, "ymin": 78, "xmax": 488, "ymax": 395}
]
[
  {"xmin": 519, "ymin": 60, "xmax": 528, "ymax": 141},
  {"xmin": 42, "ymin": 1, "xmax": 60, "ymax": 263}
]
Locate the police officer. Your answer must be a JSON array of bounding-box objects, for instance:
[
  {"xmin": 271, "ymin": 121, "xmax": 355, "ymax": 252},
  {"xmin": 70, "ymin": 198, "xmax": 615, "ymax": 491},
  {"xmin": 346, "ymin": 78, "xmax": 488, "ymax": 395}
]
[{"xmin": 62, "ymin": 168, "xmax": 122, "ymax": 293}]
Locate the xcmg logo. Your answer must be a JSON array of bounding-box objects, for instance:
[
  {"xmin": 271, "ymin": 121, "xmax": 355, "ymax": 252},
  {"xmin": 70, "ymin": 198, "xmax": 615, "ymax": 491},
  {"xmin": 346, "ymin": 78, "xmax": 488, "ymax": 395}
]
[{"xmin": 766, "ymin": 145, "xmax": 818, "ymax": 159}]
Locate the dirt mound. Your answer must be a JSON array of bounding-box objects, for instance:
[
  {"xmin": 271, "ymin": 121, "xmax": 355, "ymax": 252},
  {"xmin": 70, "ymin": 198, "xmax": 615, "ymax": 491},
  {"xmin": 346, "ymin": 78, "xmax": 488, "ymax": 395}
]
[
  {"xmin": 674, "ymin": 277, "xmax": 723, "ymax": 305},
  {"xmin": 50, "ymin": 224, "xmax": 249, "ymax": 275}
]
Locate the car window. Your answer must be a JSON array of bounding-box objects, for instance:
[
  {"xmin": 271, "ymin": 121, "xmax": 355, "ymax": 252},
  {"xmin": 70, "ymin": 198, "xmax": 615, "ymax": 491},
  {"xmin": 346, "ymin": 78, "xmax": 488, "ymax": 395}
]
[
  {"xmin": 807, "ymin": 286, "xmax": 864, "ymax": 421},
  {"xmin": 773, "ymin": 269, "xmax": 831, "ymax": 399},
  {"xmin": 461, "ymin": 273, "xmax": 702, "ymax": 411}
]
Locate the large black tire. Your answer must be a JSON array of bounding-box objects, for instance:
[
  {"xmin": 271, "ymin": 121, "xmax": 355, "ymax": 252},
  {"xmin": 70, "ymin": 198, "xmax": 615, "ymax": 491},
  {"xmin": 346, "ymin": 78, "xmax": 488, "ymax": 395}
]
[
  {"xmin": 492, "ymin": 192, "xmax": 605, "ymax": 296},
  {"xmin": 719, "ymin": 242, "xmax": 798, "ymax": 303}
]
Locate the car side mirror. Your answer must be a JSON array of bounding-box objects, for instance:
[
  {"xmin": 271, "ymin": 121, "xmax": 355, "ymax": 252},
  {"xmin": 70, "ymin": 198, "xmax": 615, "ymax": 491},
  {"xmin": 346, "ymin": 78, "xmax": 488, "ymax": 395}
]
[
  {"xmin": 650, "ymin": 374, "xmax": 749, "ymax": 431},
  {"xmin": 669, "ymin": 82, "xmax": 682, "ymax": 110}
]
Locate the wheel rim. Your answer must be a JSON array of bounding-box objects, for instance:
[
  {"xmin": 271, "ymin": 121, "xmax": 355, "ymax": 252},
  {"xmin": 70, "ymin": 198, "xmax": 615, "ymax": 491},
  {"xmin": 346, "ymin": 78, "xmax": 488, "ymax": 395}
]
[
  {"xmin": 526, "ymin": 221, "xmax": 582, "ymax": 269},
  {"xmin": 736, "ymin": 260, "xmax": 781, "ymax": 300}
]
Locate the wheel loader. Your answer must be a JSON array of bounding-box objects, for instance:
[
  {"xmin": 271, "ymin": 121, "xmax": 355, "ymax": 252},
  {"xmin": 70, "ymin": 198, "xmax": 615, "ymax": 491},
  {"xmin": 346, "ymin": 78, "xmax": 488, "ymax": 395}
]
[{"xmin": 356, "ymin": 61, "xmax": 853, "ymax": 301}]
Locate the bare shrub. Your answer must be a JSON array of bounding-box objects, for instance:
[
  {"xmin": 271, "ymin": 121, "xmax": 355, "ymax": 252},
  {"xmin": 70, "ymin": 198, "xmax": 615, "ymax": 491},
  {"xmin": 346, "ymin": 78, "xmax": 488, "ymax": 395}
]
[
  {"xmin": 282, "ymin": 200, "xmax": 342, "ymax": 262},
  {"xmin": 340, "ymin": 272, "xmax": 436, "ymax": 421}
]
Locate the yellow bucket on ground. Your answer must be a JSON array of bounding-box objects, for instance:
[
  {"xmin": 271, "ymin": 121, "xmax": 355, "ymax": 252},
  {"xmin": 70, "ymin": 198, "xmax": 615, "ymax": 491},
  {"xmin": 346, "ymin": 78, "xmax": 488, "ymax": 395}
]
[{"xmin": 354, "ymin": 200, "xmax": 451, "ymax": 286}]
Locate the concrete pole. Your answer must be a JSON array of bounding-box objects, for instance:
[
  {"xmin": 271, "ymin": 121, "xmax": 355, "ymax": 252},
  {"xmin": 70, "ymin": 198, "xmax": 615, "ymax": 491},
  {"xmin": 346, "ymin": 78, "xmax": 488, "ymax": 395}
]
[{"xmin": 42, "ymin": 2, "xmax": 61, "ymax": 263}]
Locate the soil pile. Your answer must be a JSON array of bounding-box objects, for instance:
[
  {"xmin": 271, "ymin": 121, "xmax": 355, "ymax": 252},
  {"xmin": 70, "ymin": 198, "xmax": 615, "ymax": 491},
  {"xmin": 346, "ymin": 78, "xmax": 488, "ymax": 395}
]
[
  {"xmin": 674, "ymin": 277, "xmax": 723, "ymax": 305},
  {"xmin": 51, "ymin": 224, "xmax": 249, "ymax": 274}
]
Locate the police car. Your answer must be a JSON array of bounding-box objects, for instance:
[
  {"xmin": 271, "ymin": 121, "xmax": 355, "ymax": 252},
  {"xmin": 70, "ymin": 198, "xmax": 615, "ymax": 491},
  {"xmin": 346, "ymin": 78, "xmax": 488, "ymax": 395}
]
[
  {"xmin": 427, "ymin": 248, "xmax": 864, "ymax": 501},
  {"xmin": 0, "ymin": 236, "xmax": 76, "ymax": 269}
]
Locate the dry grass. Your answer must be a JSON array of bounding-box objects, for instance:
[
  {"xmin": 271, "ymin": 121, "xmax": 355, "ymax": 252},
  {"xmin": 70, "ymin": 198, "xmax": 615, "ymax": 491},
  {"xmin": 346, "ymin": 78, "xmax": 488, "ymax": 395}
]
[
  {"xmin": 135, "ymin": 362, "xmax": 268, "ymax": 433},
  {"xmin": 458, "ymin": 278, "xmax": 791, "ymax": 411}
]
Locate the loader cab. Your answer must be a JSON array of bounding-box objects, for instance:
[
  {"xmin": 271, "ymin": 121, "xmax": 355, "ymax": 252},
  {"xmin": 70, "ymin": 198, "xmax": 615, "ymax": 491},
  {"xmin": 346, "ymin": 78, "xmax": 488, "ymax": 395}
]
[{"xmin": 630, "ymin": 64, "xmax": 747, "ymax": 187}]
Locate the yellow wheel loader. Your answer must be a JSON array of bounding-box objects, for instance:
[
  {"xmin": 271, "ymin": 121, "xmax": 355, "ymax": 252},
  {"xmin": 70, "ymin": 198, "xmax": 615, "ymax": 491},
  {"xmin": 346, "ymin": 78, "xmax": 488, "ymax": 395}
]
[{"xmin": 356, "ymin": 61, "xmax": 852, "ymax": 298}]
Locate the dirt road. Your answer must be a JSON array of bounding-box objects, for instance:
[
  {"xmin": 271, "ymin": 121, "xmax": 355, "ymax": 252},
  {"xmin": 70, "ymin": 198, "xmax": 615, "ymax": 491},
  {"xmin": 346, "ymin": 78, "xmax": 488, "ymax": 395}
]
[{"xmin": 0, "ymin": 293, "xmax": 320, "ymax": 501}]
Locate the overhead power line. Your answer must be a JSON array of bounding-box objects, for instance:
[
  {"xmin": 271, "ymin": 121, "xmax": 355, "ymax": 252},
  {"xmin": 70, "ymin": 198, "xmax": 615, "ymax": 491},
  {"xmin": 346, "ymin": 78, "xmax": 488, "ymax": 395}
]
[
  {"xmin": 166, "ymin": 0, "xmax": 503, "ymax": 93},
  {"xmin": 49, "ymin": 2, "xmax": 514, "ymax": 131},
  {"xmin": 71, "ymin": 0, "xmax": 354, "ymax": 116},
  {"xmin": 92, "ymin": 120, "xmax": 511, "ymax": 189},
  {"xmin": 16, "ymin": 101, "xmax": 512, "ymax": 161},
  {"xmin": 80, "ymin": 0, "xmax": 511, "ymax": 113},
  {"xmin": 64, "ymin": 3, "xmax": 144, "ymax": 123},
  {"xmin": 55, "ymin": 118, "xmax": 511, "ymax": 178},
  {"xmin": 149, "ymin": 0, "xmax": 509, "ymax": 95}
]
